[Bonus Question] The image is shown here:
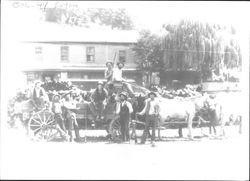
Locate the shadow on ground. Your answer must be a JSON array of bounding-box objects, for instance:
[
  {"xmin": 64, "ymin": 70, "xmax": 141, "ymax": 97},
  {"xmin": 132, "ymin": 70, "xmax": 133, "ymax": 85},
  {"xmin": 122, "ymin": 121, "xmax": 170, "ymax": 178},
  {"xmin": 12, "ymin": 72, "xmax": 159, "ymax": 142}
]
[{"xmin": 50, "ymin": 134, "xmax": 226, "ymax": 143}]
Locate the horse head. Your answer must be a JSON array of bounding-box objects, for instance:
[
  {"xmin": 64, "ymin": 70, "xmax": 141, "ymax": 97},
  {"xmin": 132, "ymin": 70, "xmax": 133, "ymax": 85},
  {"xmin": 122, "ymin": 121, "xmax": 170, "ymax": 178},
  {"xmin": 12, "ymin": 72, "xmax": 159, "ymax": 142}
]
[{"xmin": 135, "ymin": 94, "xmax": 146, "ymax": 112}]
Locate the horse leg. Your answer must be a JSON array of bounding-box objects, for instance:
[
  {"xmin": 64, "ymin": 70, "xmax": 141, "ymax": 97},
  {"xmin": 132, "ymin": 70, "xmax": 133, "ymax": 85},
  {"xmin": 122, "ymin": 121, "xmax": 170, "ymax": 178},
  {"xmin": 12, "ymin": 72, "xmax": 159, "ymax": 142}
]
[
  {"xmin": 209, "ymin": 126, "xmax": 212, "ymax": 135},
  {"xmin": 187, "ymin": 114, "xmax": 194, "ymax": 140},
  {"xmin": 178, "ymin": 127, "xmax": 183, "ymax": 137},
  {"xmin": 238, "ymin": 116, "xmax": 242, "ymax": 134},
  {"xmin": 158, "ymin": 128, "xmax": 162, "ymax": 141},
  {"xmin": 74, "ymin": 123, "xmax": 81, "ymax": 141},
  {"xmin": 219, "ymin": 122, "xmax": 225, "ymax": 137},
  {"xmin": 213, "ymin": 126, "xmax": 216, "ymax": 135},
  {"xmin": 131, "ymin": 121, "xmax": 137, "ymax": 143},
  {"xmin": 147, "ymin": 129, "xmax": 151, "ymax": 139},
  {"xmin": 67, "ymin": 116, "xmax": 75, "ymax": 142}
]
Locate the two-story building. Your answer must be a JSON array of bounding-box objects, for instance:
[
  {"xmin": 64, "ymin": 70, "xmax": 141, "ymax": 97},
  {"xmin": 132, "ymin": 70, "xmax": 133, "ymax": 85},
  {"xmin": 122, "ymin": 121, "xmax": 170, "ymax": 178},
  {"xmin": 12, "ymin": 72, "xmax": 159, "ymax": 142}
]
[{"xmin": 19, "ymin": 22, "xmax": 141, "ymax": 90}]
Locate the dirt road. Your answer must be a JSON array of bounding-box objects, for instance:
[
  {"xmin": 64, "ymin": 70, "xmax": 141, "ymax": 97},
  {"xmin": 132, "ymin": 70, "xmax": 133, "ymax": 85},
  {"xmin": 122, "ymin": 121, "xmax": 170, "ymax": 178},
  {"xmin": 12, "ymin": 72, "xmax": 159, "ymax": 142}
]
[{"xmin": 0, "ymin": 127, "xmax": 249, "ymax": 180}]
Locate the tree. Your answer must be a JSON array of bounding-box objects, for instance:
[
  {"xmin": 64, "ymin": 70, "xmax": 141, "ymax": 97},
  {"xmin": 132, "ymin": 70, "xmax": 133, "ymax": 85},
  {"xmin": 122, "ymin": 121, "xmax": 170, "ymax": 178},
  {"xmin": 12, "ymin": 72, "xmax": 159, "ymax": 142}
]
[
  {"xmin": 133, "ymin": 30, "xmax": 164, "ymax": 87},
  {"xmin": 43, "ymin": 4, "xmax": 134, "ymax": 30},
  {"xmin": 87, "ymin": 8, "xmax": 134, "ymax": 30},
  {"xmin": 162, "ymin": 20, "xmax": 242, "ymax": 81}
]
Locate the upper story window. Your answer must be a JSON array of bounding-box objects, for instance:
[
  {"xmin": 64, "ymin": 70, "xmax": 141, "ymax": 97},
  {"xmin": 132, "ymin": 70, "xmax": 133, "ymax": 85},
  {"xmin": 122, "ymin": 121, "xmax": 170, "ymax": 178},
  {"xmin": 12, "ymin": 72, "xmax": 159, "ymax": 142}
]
[
  {"xmin": 119, "ymin": 50, "xmax": 126, "ymax": 63},
  {"xmin": 86, "ymin": 47, "xmax": 95, "ymax": 62},
  {"xmin": 61, "ymin": 46, "xmax": 69, "ymax": 62},
  {"xmin": 35, "ymin": 46, "xmax": 43, "ymax": 61},
  {"xmin": 35, "ymin": 47, "xmax": 42, "ymax": 54}
]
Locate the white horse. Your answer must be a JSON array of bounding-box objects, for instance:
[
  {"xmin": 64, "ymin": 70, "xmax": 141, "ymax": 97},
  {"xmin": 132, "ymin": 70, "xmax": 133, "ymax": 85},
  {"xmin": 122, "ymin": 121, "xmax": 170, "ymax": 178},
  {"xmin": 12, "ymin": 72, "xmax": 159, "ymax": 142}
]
[{"xmin": 157, "ymin": 97, "xmax": 196, "ymax": 139}]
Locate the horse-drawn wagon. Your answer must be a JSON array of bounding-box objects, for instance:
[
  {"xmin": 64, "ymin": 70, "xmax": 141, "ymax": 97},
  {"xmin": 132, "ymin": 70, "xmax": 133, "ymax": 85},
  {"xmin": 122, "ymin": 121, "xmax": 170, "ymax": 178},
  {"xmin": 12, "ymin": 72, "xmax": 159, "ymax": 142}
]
[
  {"xmin": 9, "ymin": 81, "xmax": 240, "ymax": 143},
  {"xmin": 9, "ymin": 81, "xmax": 150, "ymax": 142}
]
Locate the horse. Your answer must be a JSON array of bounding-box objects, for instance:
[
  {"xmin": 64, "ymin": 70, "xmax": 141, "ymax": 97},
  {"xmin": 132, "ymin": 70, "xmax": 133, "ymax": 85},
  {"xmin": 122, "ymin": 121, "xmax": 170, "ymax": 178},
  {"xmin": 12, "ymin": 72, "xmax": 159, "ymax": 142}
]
[
  {"xmin": 204, "ymin": 92, "xmax": 243, "ymax": 137},
  {"xmin": 133, "ymin": 94, "xmax": 214, "ymax": 140}
]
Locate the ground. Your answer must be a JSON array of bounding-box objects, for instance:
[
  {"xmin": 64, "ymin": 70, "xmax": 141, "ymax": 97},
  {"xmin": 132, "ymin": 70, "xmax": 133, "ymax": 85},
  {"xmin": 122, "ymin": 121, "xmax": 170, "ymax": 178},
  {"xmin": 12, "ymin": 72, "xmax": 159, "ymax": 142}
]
[{"xmin": 0, "ymin": 126, "xmax": 249, "ymax": 180}]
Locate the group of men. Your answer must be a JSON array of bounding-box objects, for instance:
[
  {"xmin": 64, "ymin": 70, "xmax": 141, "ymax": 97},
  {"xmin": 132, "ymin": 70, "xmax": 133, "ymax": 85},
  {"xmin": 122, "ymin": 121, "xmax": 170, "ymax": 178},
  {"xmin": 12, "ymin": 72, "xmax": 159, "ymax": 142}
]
[
  {"xmin": 89, "ymin": 60, "xmax": 127, "ymax": 123},
  {"xmin": 90, "ymin": 64, "xmax": 160, "ymax": 146},
  {"xmin": 29, "ymin": 61, "xmax": 160, "ymax": 146},
  {"xmin": 105, "ymin": 60, "xmax": 125, "ymax": 83}
]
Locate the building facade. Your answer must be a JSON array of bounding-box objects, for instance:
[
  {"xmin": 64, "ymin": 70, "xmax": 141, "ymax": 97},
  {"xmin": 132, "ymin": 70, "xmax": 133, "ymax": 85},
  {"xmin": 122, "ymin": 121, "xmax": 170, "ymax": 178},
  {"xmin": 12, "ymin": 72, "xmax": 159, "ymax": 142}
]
[{"xmin": 19, "ymin": 23, "xmax": 141, "ymax": 90}]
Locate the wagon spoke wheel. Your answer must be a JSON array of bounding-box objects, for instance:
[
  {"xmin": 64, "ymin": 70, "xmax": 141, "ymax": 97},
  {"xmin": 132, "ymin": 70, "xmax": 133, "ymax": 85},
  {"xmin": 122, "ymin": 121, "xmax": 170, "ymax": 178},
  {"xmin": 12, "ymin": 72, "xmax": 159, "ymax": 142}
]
[
  {"xmin": 28, "ymin": 110, "xmax": 59, "ymax": 142},
  {"xmin": 109, "ymin": 118, "xmax": 122, "ymax": 141}
]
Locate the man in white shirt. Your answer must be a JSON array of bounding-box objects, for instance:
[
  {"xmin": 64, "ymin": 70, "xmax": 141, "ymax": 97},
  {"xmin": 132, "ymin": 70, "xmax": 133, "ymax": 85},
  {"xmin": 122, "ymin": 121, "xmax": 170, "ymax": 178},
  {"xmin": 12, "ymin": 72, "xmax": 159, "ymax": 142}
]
[
  {"xmin": 62, "ymin": 92, "xmax": 79, "ymax": 141},
  {"xmin": 116, "ymin": 91, "xmax": 133, "ymax": 142},
  {"xmin": 112, "ymin": 62, "xmax": 125, "ymax": 82},
  {"xmin": 137, "ymin": 91, "xmax": 160, "ymax": 146}
]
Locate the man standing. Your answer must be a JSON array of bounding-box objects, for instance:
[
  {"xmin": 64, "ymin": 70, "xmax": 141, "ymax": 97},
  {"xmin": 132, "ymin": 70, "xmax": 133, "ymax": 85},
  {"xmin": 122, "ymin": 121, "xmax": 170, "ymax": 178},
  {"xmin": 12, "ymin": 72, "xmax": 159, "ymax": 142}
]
[
  {"xmin": 116, "ymin": 92, "xmax": 133, "ymax": 142},
  {"xmin": 137, "ymin": 91, "xmax": 160, "ymax": 147},
  {"xmin": 62, "ymin": 92, "xmax": 79, "ymax": 141}
]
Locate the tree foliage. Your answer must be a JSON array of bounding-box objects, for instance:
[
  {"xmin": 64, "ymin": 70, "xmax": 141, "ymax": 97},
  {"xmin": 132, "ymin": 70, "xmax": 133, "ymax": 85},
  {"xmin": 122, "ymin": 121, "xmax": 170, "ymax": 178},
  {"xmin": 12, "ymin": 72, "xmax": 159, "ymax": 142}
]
[
  {"xmin": 132, "ymin": 30, "xmax": 164, "ymax": 87},
  {"xmin": 161, "ymin": 20, "xmax": 242, "ymax": 81},
  {"xmin": 43, "ymin": 4, "xmax": 134, "ymax": 30},
  {"xmin": 133, "ymin": 30, "xmax": 164, "ymax": 73}
]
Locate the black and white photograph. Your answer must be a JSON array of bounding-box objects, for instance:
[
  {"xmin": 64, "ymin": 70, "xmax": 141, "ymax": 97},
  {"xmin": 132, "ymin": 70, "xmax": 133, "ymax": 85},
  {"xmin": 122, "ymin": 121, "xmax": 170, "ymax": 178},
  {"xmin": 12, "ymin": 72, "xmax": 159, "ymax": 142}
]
[{"xmin": 1, "ymin": 1, "xmax": 249, "ymax": 180}]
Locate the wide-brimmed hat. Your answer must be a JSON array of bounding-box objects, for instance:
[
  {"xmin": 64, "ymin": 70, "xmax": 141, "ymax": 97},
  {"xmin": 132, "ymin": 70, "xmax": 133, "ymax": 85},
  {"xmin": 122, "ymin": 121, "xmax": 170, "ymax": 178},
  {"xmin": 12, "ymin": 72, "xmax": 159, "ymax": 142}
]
[
  {"xmin": 209, "ymin": 94, "xmax": 216, "ymax": 99},
  {"xmin": 52, "ymin": 94, "xmax": 61, "ymax": 101},
  {"xmin": 106, "ymin": 61, "xmax": 113, "ymax": 66},
  {"xmin": 97, "ymin": 81, "xmax": 104, "ymax": 86},
  {"xmin": 63, "ymin": 91, "xmax": 72, "ymax": 98},
  {"xmin": 119, "ymin": 91, "xmax": 128, "ymax": 99},
  {"xmin": 34, "ymin": 80, "xmax": 42, "ymax": 85},
  {"xmin": 117, "ymin": 62, "xmax": 124, "ymax": 67},
  {"xmin": 148, "ymin": 91, "xmax": 157, "ymax": 97}
]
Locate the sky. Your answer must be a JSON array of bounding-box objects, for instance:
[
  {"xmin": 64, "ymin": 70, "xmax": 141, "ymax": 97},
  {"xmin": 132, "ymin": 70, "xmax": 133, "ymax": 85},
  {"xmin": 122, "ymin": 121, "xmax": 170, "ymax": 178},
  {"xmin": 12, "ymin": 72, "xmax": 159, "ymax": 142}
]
[
  {"xmin": 63, "ymin": 1, "xmax": 250, "ymax": 33},
  {"xmin": 2, "ymin": 1, "xmax": 250, "ymax": 33},
  {"xmin": 1, "ymin": 1, "xmax": 250, "ymax": 98}
]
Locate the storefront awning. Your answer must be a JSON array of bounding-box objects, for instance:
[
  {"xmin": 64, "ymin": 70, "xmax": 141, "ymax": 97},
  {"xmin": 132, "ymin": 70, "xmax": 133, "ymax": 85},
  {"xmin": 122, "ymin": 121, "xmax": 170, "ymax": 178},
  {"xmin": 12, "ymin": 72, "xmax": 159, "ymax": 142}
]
[{"xmin": 22, "ymin": 67, "xmax": 137, "ymax": 72}]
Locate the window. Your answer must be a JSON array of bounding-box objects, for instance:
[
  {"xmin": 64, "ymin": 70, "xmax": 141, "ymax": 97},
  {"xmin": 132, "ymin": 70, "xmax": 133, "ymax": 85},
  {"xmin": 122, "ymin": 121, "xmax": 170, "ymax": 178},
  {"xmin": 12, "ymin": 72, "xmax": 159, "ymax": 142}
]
[
  {"xmin": 86, "ymin": 47, "xmax": 95, "ymax": 62},
  {"xmin": 35, "ymin": 47, "xmax": 42, "ymax": 54},
  {"xmin": 61, "ymin": 46, "xmax": 69, "ymax": 62},
  {"xmin": 35, "ymin": 46, "xmax": 43, "ymax": 61},
  {"xmin": 68, "ymin": 72, "xmax": 81, "ymax": 79},
  {"xmin": 119, "ymin": 50, "xmax": 126, "ymax": 63}
]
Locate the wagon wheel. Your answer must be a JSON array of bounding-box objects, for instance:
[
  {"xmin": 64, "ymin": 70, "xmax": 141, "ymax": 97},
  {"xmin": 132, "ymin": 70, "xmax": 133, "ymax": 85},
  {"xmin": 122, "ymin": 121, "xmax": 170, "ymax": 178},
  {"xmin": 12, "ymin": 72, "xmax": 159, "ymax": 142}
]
[
  {"xmin": 109, "ymin": 118, "xmax": 122, "ymax": 141},
  {"xmin": 28, "ymin": 110, "xmax": 60, "ymax": 141}
]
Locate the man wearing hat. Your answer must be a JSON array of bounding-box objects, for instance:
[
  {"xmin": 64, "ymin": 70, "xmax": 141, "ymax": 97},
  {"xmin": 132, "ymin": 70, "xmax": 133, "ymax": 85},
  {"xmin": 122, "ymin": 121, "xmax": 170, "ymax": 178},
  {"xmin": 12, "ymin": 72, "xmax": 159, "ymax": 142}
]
[
  {"xmin": 105, "ymin": 60, "xmax": 114, "ymax": 84},
  {"xmin": 51, "ymin": 94, "xmax": 70, "ymax": 141},
  {"xmin": 116, "ymin": 91, "xmax": 133, "ymax": 142},
  {"xmin": 112, "ymin": 62, "xmax": 125, "ymax": 82},
  {"xmin": 62, "ymin": 91, "xmax": 80, "ymax": 141},
  {"xmin": 137, "ymin": 91, "xmax": 160, "ymax": 146},
  {"xmin": 90, "ymin": 81, "xmax": 108, "ymax": 122},
  {"xmin": 32, "ymin": 80, "xmax": 49, "ymax": 110}
]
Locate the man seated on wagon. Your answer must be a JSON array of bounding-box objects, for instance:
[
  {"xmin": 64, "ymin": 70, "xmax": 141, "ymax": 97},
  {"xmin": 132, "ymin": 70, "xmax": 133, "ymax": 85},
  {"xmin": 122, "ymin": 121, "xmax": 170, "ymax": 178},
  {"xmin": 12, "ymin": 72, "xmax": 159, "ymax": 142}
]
[
  {"xmin": 112, "ymin": 62, "xmax": 125, "ymax": 82},
  {"xmin": 111, "ymin": 62, "xmax": 134, "ymax": 96},
  {"xmin": 105, "ymin": 60, "xmax": 114, "ymax": 84},
  {"xmin": 32, "ymin": 80, "xmax": 49, "ymax": 110},
  {"xmin": 90, "ymin": 81, "xmax": 108, "ymax": 124}
]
